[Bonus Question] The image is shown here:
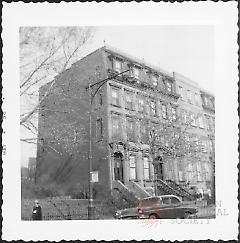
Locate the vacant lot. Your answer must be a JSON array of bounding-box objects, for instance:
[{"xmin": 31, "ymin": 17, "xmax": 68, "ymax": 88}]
[{"xmin": 22, "ymin": 198, "xmax": 112, "ymax": 220}]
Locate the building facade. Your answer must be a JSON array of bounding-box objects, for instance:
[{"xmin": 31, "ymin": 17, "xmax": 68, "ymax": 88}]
[
  {"xmin": 175, "ymin": 73, "xmax": 214, "ymax": 196},
  {"xmin": 36, "ymin": 46, "xmax": 215, "ymax": 199}
]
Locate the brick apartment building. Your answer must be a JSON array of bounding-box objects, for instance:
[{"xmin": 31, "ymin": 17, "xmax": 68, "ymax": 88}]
[{"xmin": 36, "ymin": 46, "xmax": 215, "ymax": 200}]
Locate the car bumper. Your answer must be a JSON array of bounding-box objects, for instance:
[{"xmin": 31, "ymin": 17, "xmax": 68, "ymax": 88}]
[
  {"xmin": 114, "ymin": 214, "xmax": 140, "ymax": 219},
  {"xmin": 189, "ymin": 213, "xmax": 198, "ymax": 219},
  {"xmin": 139, "ymin": 214, "xmax": 199, "ymax": 219}
]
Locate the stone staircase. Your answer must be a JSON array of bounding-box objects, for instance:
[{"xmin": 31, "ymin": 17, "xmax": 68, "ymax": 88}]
[
  {"xmin": 166, "ymin": 179, "xmax": 195, "ymax": 201},
  {"xmin": 112, "ymin": 180, "xmax": 139, "ymax": 206},
  {"xmin": 156, "ymin": 179, "xmax": 194, "ymax": 201},
  {"xmin": 126, "ymin": 181, "xmax": 151, "ymax": 200}
]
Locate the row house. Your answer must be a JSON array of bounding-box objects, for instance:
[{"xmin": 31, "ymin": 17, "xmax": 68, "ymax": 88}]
[
  {"xmin": 37, "ymin": 46, "xmax": 215, "ymax": 200},
  {"xmin": 174, "ymin": 72, "xmax": 214, "ymax": 196}
]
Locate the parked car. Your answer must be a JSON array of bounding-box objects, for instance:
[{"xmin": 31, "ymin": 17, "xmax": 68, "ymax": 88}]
[{"xmin": 114, "ymin": 195, "xmax": 198, "ymax": 219}]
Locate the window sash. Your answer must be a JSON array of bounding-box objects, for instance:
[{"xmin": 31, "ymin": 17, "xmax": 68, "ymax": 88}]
[
  {"xmin": 171, "ymin": 107, "xmax": 177, "ymax": 120},
  {"xmin": 125, "ymin": 93, "xmax": 134, "ymax": 110},
  {"xmin": 112, "ymin": 117, "xmax": 121, "ymax": 138},
  {"xmin": 132, "ymin": 67, "xmax": 140, "ymax": 79},
  {"xmin": 166, "ymin": 82, "xmax": 172, "ymax": 92},
  {"xmin": 129, "ymin": 156, "xmax": 136, "ymax": 180},
  {"xmin": 179, "ymin": 86, "xmax": 183, "ymax": 99},
  {"xmin": 152, "ymin": 75, "xmax": 158, "ymax": 86},
  {"xmin": 141, "ymin": 124, "xmax": 148, "ymax": 144},
  {"xmin": 114, "ymin": 60, "xmax": 122, "ymax": 73},
  {"xmin": 194, "ymin": 93, "xmax": 199, "ymax": 105},
  {"xmin": 138, "ymin": 98, "xmax": 144, "ymax": 112},
  {"xmin": 162, "ymin": 104, "xmax": 167, "ymax": 119},
  {"xmin": 150, "ymin": 101, "xmax": 156, "ymax": 115},
  {"xmin": 143, "ymin": 157, "xmax": 150, "ymax": 180},
  {"xmin": 190, "ymin": 113, "xmax": 196, "ymax": 126},
  {"xmin": 187, "ymin": 90, "xmax": 192, "ymax": 103},
  {"xmin": 111, "ymin": 89, "xmax": 120, "ymax": 106},
  {"xmin": 126, "ymin": 120, "xmax": 135, "ymax": 141}
]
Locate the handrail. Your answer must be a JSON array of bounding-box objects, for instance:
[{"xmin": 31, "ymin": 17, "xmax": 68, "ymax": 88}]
[
  {"xmin": 155, "ymin": 179, "xmax": 183, "ymax": 197},
  {"xmin": 129, "ymin": 181, "xmax": 151, "ymax": 198},
  {"xmin": 165, "ymin": 179, "xmax": 194, "ymax": 200}
]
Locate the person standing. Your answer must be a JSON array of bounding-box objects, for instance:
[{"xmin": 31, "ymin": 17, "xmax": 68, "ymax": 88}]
[{"xmin": 32, "ymin": 200, "xmax": 42, "ymax": 220}]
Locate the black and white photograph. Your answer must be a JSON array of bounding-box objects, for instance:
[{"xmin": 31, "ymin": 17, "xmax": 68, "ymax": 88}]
[{"xmin": 2, "ymin": 2, "xmax": 238, "ymax": 241}]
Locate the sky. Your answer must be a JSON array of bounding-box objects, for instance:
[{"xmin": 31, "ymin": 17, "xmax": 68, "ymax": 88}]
[
  {"xmin": 21, "ymin": 25, "xmax": 215, "ymax": 167},
  {"xmin": 91, "ymin": 26, "xmax": 214, "ymax": 93}
]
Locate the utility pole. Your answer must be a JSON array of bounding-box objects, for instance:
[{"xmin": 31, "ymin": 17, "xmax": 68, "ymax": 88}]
[
  {"xmin": 87, "ymin": 81, "xmax": 94, "ymax": 219},
  {"xmin": 86, "ymin": 68, "xmax": 130, "ymax": 220}
]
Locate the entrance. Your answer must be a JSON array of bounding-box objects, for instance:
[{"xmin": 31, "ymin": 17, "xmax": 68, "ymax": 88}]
[
  {"xmin": 156, "ymin": 163, "xmax": 164, "ymax": 180},
  {"xmin": 153, "ymin": 156, "xmax": 164, "ymax": 181},
  {"xmin": 113, "ymin": 152, "xmax": 124, "ymax": 183}
]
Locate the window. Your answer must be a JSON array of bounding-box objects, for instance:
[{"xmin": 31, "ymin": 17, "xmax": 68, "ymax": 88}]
[
  {"xmin": 199, "ymin": 116, "xmax": 204, "ymax": 128},
  {"xmin": 99, "ymin": 92, "xmax": 103, "ymax": 106},
  {"xmin": 210, "ymin": 117, "xmax": 214, "ymax": 131},
  {"xmin": 129, "ymin": 155, "xmax": 137, "ymax": 180},
  {"xmin": 190, "ymin": 113, "xmax": 196, "ymax": 126},
  {"xmin": 171, "ymin": 197, "xmax": 181, "ymax": 204},
  {"xmin": 171, "ymin": 106, "xmax": 177, "ymax": 121},
  {"xmin": 210, "ymin": 98, "xmax": 215, "ymax": 108},
  {"xmin": 111, "ymin": 116, "xmax": 121, "ymax": 138},
  {"xmin": 140, "ymin": 198, "xmax": 160, "ymax": 207},
  {"xmin": 152, "ymin": 75, "xmax": 158, "ymax": 87},
  {"xmin": 162, "ymin": 104, "xmax": 167, "ymax": 119},
  {"xmin": 111, "ymin": 87, "xmax": 120, "ymax": 107},
  {"xmin": 187, "ymin": 163, "xmax": 194, "ymax": 181},
  {"xmin": 150, "ymin": 100, "xmax": 157, "ymax": 116},
  {"xmin": 114, "ymin": 60, "xmax": 122, "ymax": 73},
  {"xmin": 209, "ymin": 139, "xmax": 214, "ymax": 153},
  {"xmin": 138, "ymin": 97, "xmax": 145, "ymax": 113},
  {"xmin": 204, "ymin": 97, "xmax": 209, "ymax": 106},
  {"xmin": 202, "ymin": 140, "xmax": 207, "ymax": 152},
  {"xmin": 162, "ymin": 197, "xmax": 171, "ymax": 205},
  {"xmin": 166, "ymin": 82, "xmax": 172, "ymax": 92},
  {"xmin": 96, "ymin": 118, "xmax": 103, "ymax": 140},
  {"xmin": 178, "ymin": 171, "xmax": 183, "ymax": 181},
  {"xmin": 205, "ymin": 116, "xmax": 212, "ymax": 131},
  {"xmin": 187, "ymin": 90, "xmax": 192, "ymax": 104},
  {"xmin": 196, "ymin": 162, "xmax": 202, "ymax": 181},
  {"xmin": 132, "ymin": 67, "xmax": 140, "ymax": 79},
  {"xmin": 193, "ymin": 136, "xmax": 199, "ymax": 151},
  {"xmin": 204, "ymin": 163, "xmax": 211, "ymax": 181},
  {"xmin": 141, "ymin": 123, "xmax": 148, "ymax": 144},
  {"xmin": 143, "ymin": 157, "xmax": 150, "ymax": 180},
  {"xmin": 194, "ymin": 93, "xmax": 199, "ymax": 106},
  {"xmin": 126, "ymin": 119, "xmax": 136, "ymax": 142},
  {"xmin": 182, "ymin": 110, "xmax": 187, "ymax": 124},
  {"xmin": 125, "ymin": 91, "xmax": 134, "ymax": 110},
  {"xmin": 178, "ymin": 86, "xmax": 184, "ymax": 100}
]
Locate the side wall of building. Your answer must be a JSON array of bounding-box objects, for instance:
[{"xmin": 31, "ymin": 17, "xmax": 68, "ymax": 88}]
[{"xmin": 36, "ymin": 49, "xmax": 111, "ymax": 196}]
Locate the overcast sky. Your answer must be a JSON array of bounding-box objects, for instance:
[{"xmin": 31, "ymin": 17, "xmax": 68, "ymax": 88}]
[
  {"xmin": 92, "ymin": 26, "xmax": 214, "ymax": 93},
  {"xmin": 21, "ymin": 25, "xmax": 214, "ymax": 167}
]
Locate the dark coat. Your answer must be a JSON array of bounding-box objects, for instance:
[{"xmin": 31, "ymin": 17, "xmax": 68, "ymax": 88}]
[{"xmin": 32, "ymin": 205, "xmax": 42, "ymax": 220}]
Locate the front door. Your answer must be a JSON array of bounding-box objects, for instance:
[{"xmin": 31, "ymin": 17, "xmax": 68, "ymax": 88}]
[
  {"xmin": 156, "ymin": 163, "xmax": 164, "ymax": 180},
  {"xmin": 113, "ymin": 153, "xmax": 124, "ymax": 183}
]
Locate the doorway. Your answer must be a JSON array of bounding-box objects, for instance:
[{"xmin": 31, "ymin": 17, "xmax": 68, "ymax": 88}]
[
  {"xmin": 113, "ymin": 152, "xmax": 124, "ymax": 183},
  {"xmin": 156, "ymin": 163, "xmax": 164, "ymax": 180}
]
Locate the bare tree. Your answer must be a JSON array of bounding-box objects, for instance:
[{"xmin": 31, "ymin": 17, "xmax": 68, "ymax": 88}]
[{"xmin": 20, "ymin": 26, "xmax": 95, "ymax": 144}]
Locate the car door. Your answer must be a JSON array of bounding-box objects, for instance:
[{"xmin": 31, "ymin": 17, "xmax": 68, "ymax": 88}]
[
  {"xmin": 160, "ymin": 197, "xmax": 173, "ymax": 218},
  {"xmin": 169, "ymin": 196, "xmax": 183, "ymax": 218}
]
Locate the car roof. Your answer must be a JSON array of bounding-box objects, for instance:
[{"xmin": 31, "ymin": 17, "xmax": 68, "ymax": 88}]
[{"xmin": 142, "ymin": 195, "xmax": 181, "ymax": 200}]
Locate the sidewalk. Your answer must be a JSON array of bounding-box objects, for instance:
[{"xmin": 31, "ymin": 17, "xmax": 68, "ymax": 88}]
[{"xmin": 196, "ymin": 201, "xmax": 215, "ymax": 218}]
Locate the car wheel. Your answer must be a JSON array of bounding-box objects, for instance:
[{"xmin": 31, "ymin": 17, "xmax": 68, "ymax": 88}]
[
  {"xmin": 149, "ymin": 214, "xmax": 158, "ymax": 219},
  {"xmin": 184, "ymin": 212, "xmax": 192, "ymax": 219}
]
